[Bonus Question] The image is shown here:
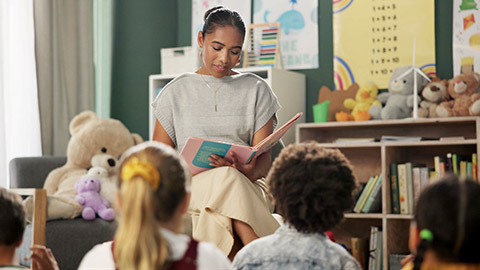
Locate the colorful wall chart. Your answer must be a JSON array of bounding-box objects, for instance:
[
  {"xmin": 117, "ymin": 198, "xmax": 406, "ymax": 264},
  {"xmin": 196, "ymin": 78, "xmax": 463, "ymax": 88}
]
[
  {"xmin": 245, "ymin": 23, "xmax": 282, "ymax": 68},
  {"xmin": 191, "ymin": 0, "xmax": 251, "ymax": 48},
  {"xmin": 253, "ymin": 0, "xmax": 319, "ymax": 70},
  {"xmin": 333, "ymin": 0, "xmax": 436, "ymax": 89},
  {"xmin": 453, "ymin": 0, "xmax": 480, "ymax": 76}
]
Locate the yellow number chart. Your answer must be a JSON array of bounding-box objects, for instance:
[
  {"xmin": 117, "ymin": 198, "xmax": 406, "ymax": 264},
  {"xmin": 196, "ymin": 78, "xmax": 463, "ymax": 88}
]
[{"xmin": 333, "ymin": 0, "xmax": 436, "ymax": 89}]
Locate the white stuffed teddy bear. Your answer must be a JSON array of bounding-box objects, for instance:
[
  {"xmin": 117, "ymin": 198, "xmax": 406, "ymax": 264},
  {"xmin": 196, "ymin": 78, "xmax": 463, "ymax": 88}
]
[
  {"xmin": 85, "ymin": 152, "xmax": 119, "ymax": 209},
  {"xmin": 369, "ymin": 66, "xmax": 429, "ymax": 120},
  {"xmin": 25, "ymin": 111, "xmax": 143, "ymax": 220}
]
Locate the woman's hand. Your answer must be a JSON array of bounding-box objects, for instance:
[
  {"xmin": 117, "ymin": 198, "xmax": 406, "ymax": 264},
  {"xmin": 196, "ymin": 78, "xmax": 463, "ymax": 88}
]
[{"xmin": 208, "ymin": 152, "xmax": 259, "ymax": 182}]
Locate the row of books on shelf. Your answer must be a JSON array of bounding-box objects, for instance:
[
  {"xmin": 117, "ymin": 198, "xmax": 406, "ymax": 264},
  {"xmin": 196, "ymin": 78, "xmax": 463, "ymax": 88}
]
[
  {"xmin": 350, "ymin": 226, "xmax": 383, "ymax": 270},
  {"xmin": 350, "ymin": 226, "xmax": 408, "ymax": 270},
  {"xmin": 353, "ymin": 175, "xmax": 383, "ymax": 213},
  {"xmin": 433, "ymin": 153, "xmax": 477, "ymax": 180},
  {"xmin": 390, "ymin": 153, "xmax": 478, "ymax": 215}
]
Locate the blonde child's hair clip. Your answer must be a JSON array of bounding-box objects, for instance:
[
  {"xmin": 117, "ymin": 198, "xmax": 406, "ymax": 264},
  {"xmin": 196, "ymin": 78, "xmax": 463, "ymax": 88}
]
[{"xmin": 121, "ymin": 157, "xmax": 160, "ymax": 190}]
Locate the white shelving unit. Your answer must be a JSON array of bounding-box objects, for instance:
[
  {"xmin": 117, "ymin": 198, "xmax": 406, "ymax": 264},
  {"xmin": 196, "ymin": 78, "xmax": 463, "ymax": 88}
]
[{"xmin": 149, "ymin": 66, "xmax": 306, "ymax": 144}]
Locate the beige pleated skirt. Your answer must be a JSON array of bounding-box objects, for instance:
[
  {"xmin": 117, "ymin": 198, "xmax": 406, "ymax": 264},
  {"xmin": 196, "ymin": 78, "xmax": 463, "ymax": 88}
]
[{"xmin": 188, "ymin": 166, "xmax": 280, "ymax": 255}]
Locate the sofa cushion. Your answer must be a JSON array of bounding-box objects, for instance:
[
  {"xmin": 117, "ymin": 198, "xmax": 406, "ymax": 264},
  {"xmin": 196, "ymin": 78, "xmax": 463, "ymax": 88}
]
[
  {"xmin": 9, "ymin": 157, "xmax": 66, "ymax": 189},
  {"xmin": 18, "ymin": 218, "xmax": 117, "ymax": 270}
]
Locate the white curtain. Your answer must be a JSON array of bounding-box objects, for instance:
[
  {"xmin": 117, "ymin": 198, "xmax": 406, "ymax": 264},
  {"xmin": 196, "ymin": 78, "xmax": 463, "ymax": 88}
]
[
  {"xmin": 34, "ymin": 0, "xmax": 94, "ymax": 156},
  {"xmin": 0, "ymin": 0, "xmax": 43, "ymax": 188}
]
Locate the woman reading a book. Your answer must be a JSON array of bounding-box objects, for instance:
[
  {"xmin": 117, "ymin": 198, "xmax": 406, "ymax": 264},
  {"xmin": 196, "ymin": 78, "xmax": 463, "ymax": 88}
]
[{"xmin": 151, "ymin": 6, "xmax": 281, "ymax": 258}]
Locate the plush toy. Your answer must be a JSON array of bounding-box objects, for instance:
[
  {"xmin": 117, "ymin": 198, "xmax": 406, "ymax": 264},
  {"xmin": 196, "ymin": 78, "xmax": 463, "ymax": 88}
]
[
  {"xmin": 369, "ymin": 66, "xmax": 429, "ymax": 120},
  {"xmin": 343, "ymin": 82, "xmax": 381, "ymax": 121},
  {"xmin": 85, "ymin": 152, "xmax": 119, "ymax": 208},
  {"xmin": 24, "ymin": 111, "xmax": 143, "ymax": 221},
  {"xmin": 417, "ymin": 78, "xmax": 449, "ymax": 118},
  {"xmin": 317, "ymin": 83, "xmax": 359, "ymax": 122},
  {"xmin": 75, "ymin": 176, "xmax": 115, "ymax": 221},
  {"xmin": 436, "ymin": 72, "xmax": 480, "ymax": 117}
]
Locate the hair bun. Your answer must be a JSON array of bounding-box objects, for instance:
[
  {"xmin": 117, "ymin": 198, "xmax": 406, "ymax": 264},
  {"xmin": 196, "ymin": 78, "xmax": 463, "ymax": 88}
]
[{"xmin": 204, "ymin": 5, "xmax": 225, "ymax": 21}]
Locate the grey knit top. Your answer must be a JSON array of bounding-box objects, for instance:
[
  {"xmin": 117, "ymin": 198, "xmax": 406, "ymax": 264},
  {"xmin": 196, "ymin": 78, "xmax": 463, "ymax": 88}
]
[{"xmin": 152, "ymin": 72, "xmax": 281, "ymax": 152}]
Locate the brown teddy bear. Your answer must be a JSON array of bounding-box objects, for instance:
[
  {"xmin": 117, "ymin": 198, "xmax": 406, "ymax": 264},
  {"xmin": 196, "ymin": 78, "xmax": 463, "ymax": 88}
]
[
  {"xmin": 25, "ymin": 111, "xmax": 143, "ymax": 220},
  {"xmin": 436, "ymin": 72, "xmax": 480, "ymax": 117},
  {"xmin": 418, "ymin": 78, "xmax": 449, "ymax": 118}
]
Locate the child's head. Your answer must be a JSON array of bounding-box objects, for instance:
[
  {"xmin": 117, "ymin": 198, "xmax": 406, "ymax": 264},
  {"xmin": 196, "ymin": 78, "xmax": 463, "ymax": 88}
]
[
  {"xmin": 114, "ymin": 141, "xmax": 191, "ymax": 269},
  {"xmin": 0, "ymin": 187, "xmax": 26, "ymax": 247},
  {"xmin": 412, "ymin": 175, "xmax": 480, "ymax": 269},
  {"xmin": 197, "ymin": 6, "xmax": 245, "ymax": 78},
  {"xmin": 266, "ymin": 142, "xmax": 356, "ymax": 233}
]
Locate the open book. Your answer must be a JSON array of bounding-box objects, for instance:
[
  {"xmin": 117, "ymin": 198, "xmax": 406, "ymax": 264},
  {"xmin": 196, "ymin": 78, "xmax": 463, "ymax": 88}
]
[{"xmin": 180, "ymin": 112, "xmax": 303, "ymax": 174}]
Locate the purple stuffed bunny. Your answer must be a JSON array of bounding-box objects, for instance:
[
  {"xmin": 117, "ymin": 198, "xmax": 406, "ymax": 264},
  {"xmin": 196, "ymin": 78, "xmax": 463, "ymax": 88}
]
[{"xmin": 74, "ymin": 177, "xmax": 115, "ymax": 221}]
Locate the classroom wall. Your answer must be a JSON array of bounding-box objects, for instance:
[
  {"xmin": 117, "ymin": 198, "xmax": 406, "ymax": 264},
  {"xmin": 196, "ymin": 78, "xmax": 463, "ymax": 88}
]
[
  {"xmin": 110, "ymin": 0, "xmax": 177, "ymax": 139},
  {"xmin": 111, "ymin": 0, "xmax": 453, "ymax": 140}
]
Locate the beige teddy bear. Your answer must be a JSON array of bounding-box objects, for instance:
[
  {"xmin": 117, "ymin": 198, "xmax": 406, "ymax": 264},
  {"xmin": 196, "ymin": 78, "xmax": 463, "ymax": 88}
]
[
  {"xmin": 25, "ymin": 111, "xmax": 142, "ymax": 220},
  {"xmin": 436, "ymin": 72, "xmax": 480, "ymax": 117}
]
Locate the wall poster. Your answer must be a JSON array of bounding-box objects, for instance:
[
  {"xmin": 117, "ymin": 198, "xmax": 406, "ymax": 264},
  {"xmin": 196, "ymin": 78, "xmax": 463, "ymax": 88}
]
[
  {"xmin": 453, "ymin": 0, "xmax": 480, "ymax": 76},
  {"xmin": 333, "ymin": 0, "xmax": 436, "ymax": 90},
  {"xmin": 253, "ymin": 0, "xmax": 319, "ymax": 70}
]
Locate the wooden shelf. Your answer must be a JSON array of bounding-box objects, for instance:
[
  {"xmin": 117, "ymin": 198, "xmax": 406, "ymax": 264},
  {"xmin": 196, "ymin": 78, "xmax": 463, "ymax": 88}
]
[
  {"xmin": 344, "ymin": 213, "xmax": 383, "ymax": 219},
  {"xmin": 296, "ymin": 117, "xmax": 480, "ymax": 270}
]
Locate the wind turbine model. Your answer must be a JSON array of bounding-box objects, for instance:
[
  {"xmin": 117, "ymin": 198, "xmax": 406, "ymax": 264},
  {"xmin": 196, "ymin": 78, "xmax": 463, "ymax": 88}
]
[{"xmin": 391, "ymin": 38, "xmax": 431, "ymax": 118}]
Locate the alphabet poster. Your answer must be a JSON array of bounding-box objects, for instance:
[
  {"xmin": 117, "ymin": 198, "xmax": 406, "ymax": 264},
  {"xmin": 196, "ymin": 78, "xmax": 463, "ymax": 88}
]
[
  {"xmin": 253, "ymin": 0, "xmax": 319, "ymax": 70},
  {"xmin": 191, "ymin": 0, "xmax": 251, "ymax": 48},
  {"xmin": 453, "ymin": 0, "xmax": 480, "ymax": 76},
  {"xmin": 333, "ymin": 0, "xmax": 436, "ymax": 89}
]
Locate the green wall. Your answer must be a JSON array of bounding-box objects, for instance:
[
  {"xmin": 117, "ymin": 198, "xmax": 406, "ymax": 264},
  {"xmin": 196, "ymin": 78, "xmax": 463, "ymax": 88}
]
[
  {"xmin": 111, "ymin": 0, "xmax": 177, "ymax": 139},
  {"xmin": 112, "ymin": 0, "xmax": 453, "ymax": 139}
]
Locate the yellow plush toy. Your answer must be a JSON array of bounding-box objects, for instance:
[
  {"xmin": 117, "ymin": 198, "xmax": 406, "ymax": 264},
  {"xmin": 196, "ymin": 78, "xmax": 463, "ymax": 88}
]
[{"xmin": 343, "ymin": 82, "xmax": 381, "ymax": 121}]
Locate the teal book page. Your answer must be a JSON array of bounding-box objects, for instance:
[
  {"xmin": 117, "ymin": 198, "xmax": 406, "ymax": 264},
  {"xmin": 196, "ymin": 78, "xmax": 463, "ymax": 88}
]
[{"xmin": 192, "ymin": 141, "xmax": 231, "ymax": 168}]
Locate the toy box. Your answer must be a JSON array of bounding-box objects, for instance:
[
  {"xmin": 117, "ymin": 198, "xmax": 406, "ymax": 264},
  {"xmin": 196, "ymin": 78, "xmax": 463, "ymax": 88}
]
[{"xmin": 161, "ymin": 46, "xmax": 201, "ymax": 74}]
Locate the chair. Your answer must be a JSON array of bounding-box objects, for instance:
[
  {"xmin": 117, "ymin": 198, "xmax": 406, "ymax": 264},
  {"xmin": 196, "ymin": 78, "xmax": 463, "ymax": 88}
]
[{"xmin": 9, "ymin": 157, "xmax": 117, "ymax": 270}]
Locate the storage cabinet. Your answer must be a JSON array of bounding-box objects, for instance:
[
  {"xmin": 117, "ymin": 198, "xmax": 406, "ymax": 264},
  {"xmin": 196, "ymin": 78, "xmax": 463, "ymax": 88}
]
[
  {"xmin": 149, "ymin": 66, "xmax": 306, "ymax": 145},
  {"xmin": 295, "ymin": 117, "xmax": 480, "ymax": 269}
]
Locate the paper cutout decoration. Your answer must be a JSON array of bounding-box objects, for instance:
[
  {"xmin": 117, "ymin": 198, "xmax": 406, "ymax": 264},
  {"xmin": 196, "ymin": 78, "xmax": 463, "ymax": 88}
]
[
  {"xmin": 459, "ymin": 0, "xmax": 478, "ymax": 11},
  {"xmin": 464, "ymin": 14, "xmax": 476, "ymax": 30},
  {"xmin": 317, "ymin": 83, "xmax": 359, "ymax": 122}
]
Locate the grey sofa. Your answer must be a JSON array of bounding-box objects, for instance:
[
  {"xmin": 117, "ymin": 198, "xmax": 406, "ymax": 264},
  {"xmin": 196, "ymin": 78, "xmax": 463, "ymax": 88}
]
[{"xmin": 10, "ymin": 157, "xmax": 117, "ymax": 270}]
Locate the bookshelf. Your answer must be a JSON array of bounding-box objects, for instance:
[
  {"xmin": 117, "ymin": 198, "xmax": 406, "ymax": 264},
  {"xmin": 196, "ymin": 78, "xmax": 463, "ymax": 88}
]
[
  {"xmin": 149, "ymin": 66, "xmax": 306, "ymax": 145},
  {"xmin": 296, "ymin": 117, "xmax": 480, "ymax": 270}
]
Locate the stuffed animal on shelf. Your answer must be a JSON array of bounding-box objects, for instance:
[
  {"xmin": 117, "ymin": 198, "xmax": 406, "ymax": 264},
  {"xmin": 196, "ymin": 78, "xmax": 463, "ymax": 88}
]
[
  {"xmin": 75, "ymin": 177, "xmax": 115, "ymax": 221},
  {"xmin": 436, "ymin": 72, "xmax": 480, "ymax": 117},
  {"xmin": 369, "ymin": 66, "xmax": 429, "ymax": 120},
  {"xmin": 24, "ymin": 111, "xmax": 143, "ymax": 221},
  {"xmin": 317, "ymin": 83, "xmax": 359, "ymax": 122},
  {"xmin": 342, "ymin": 82, "xmax": 381, "ymax": 121},
  {"xmin": 418, "ymin": 78, "xmax": 449, "ymax": 118}
]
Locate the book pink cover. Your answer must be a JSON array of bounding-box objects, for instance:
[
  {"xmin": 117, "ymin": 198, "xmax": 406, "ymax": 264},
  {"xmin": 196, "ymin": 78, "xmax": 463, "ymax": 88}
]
[{"xmin": 180, "ymin": 112, "xmax": 303, "ymax": 174}]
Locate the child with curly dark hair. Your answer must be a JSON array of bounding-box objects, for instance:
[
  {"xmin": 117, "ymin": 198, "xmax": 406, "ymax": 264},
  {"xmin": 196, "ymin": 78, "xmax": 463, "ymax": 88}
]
[
  {"xmin": 402, "ymin": 175, "xmax": 480, "ymax": 270},
  {"xmin": 233, "ymin": 141, "xmax": 361, "ymax": 269}
]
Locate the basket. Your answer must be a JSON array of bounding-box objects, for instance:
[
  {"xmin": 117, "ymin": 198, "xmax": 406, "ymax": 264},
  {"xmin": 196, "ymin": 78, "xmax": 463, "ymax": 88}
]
[{"xmin": 161, "ymin": 46, "xmax": 201, "ymax": 74}]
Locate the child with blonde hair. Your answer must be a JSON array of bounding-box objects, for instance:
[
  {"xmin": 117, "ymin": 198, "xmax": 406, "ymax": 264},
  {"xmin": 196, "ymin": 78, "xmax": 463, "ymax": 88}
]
[{"xmin": 79, "ymin": 141, "xmax": 232, "ymax": 269}]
